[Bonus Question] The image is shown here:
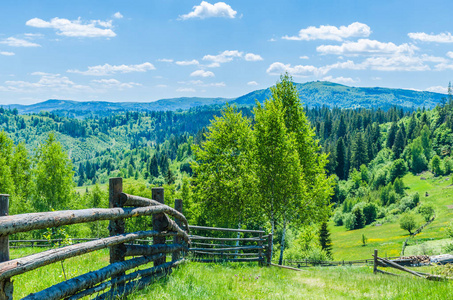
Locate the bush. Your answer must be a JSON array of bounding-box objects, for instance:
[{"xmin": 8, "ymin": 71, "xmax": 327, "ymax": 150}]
[
  {"xmin": 306, "ymin": 246, "xmax": 329, "ymax": 263},
  {"xmin": 362, "ymin": 202, "xmax": 378, "ymax": 225},
  {"xmin": 377, "ymin": 207, "xmax": 386, "ymax": 219},
  {"xmin": 372, "ymin": 168, "xmax": 388, "ymax": 190},
  {"xmin": 446, "ymin": 222, "xmax": 453, "ymax": 238},
  {"xmin": 418, "ymin": 203, "xmax": 435, "ymax": 222},
  {"xmin": 393, "ymin": 178, "xmax": 405, "ymax": 196},
  {"xmin": 344, "ymin": 213, "xmax": 356, "ymax": 230},
  {"xmin": 399, "ymin": 213, "xmax": 418, "ymax": 235},
  {"xmin": 388, "ymin": 159, "xmax": 408, "ymax": 183},
  {"xmin": 352, "ymin": 204, "xmax": 366, "ymax": 229},
  {"xmin": 399, "ymin": 193, "xmax": 420, "ymax": 212},
  {"xmin": 333, "ymin": 210, "xmax": 344, "ymax": 226}
]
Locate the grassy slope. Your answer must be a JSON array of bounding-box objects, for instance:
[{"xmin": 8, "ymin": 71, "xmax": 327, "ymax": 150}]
[{"xmin": 331, "ymin": 172, "xmax": 453, "ymax": 260}]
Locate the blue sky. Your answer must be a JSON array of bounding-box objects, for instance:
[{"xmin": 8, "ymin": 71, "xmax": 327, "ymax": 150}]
[{"xmin": 1, "ymin": 0, "xmax": 453, "ymax": 105}]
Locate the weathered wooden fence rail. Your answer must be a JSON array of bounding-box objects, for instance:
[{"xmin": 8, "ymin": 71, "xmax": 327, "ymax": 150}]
[
  {"xmin": 187, "ymin": 225, "xmax": 272, "ymax": 264},
  {"xmin": 0, "ymin": 178, "xmax": 190, "ymax": 300},
  {"xmin": 284, "ymin": 256, "xmax": 401, "ymax": 268}
]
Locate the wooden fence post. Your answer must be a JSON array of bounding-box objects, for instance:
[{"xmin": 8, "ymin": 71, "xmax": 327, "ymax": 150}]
[
  {"xmin": 373, "ymin": 249, "xmax": 378, "ymax": 274},
  {"xmin": 152, "ymin": 187, "xmax": 166, "ymax": 266},
  {"xmin": 0, "ymin": 194, "xmax": 12, "ymax": 300},
  {"xmin": 258, "ymin": 227, "xmax": 263, "ymax": 266},
  {"xmin": 266, "ymin": 233, "xmax": 273, "ymax": 266},
  {"xmin": 108, "ymin": 178, "xmax": 125, "ymax": 288},
  {"xmin": 172, "ymin": 199, "xmax": 183, "ymax": 261}
]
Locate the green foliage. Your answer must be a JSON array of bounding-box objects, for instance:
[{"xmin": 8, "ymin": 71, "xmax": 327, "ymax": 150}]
[
  {"xmin": 388, "ymin": 159, "xmax": 407, "ymax": 183},
  {"xmin": 430, "ymin": 155, "xmax": 442, "ymax": 176},
  {"xmin": 333, "ymin": 210, "xmax": 344, "ymax": 226},
  {"xmin": 352, "ymin": 204, "xmax": 366, "ymax": 229},
  {"xmin": 399, "ymin": 212, "xmax": 418, "ymax": 235},
  {"xmin": 393, "ymin": 177, "xmax": 405, "ymax": 196},
  {"xmin": 362, "ymin": 202, "xmax": 378, "ymax": 225},
  {"xmin": 446, "ymin": 222, "xmax": 453, "ymax": 238},
  {"xmin": 399, "ymin": 193, "xmax": 420, "ymax": 212},
  {"xmin": 343, "ymin": 213, "xmax": 356, "ymax": 230},
  {"xmin": 192, "ymin": 105, "xmax": 257, "ymax": 227},
  {"xmin": 33, "ymin": 133, "xmax": 75, "ymax": 211},
  {"xmin": 407, "ymin": 137, "xmax": 428, "ymax": 173},
  {"xmin": 418, "ymin": 203, "xmax": 435, "ymax": 222},
  {"xmin": 361, "ymin": 234, "xmax": 368, "ymax": 246},
  {"xmin": 318, "ymin": 222, "xmax": 333, "ymax": 259}
]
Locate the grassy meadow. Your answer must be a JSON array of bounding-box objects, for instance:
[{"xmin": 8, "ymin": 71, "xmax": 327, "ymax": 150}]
[{"xmin": 330, "ymin": 172, "xmax": 453, "ymax": 260}]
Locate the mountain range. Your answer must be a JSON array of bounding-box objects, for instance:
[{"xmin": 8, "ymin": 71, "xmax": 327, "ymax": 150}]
[{"xmin": 3, "ymin": 81, "xmax": 447, "ymax": 115}]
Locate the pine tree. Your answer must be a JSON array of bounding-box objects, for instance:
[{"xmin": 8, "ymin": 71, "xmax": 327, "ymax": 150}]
[
  {"xmin": 350, "ymin": 132, "xmax": 368, "ymax": 170},
  {"xmin": 386, "ymin": 122, "xmax": 398, "ymax": 149},
  {"xmin": 392, "ymin": 127, "xmax": 406, "ymax": 159},
  {"xmin": 319, "ymin": 222, "xmax": 333, "ymax": 259},
  {"xmin": 335, "ymin": 137, "xmax": 347, "ymax": 180}
]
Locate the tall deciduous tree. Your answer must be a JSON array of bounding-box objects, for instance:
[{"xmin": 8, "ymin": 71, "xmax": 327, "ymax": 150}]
[
  {"xmin": 33, "ymin": 133, "xmax": 75, "ymax": 211},
  {"xmin": 192, "ymin": 105, "xmax": 257, "ymax": 228}
]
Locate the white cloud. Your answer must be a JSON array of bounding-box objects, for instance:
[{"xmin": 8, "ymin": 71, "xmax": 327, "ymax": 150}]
[
  {"xmin": 0, "ymin": 51, "xmax": 15, "ymax": 56},
  {"xmin": 203, "ymin": 50, "xmax": 242, "ymax": 63},
  {"xmin": 178, "ymin": 79, "xmax": 225, "ymax": 87},
  {"xmin": 247, "ymin": 81, "xmax": 258, "ymax": 86},
  {"xmin": 190, "ymin": 70, "xmax": 215, "ymax": 77},
  {"xmin": 244, "ymin": 53, "xmax": 263, "ymax": 61},
  {"xmin": 176, "ymin": 87, "xmax": 196, "ymax": 92},
  {"xmin": 268, "ymin": 38, "xmax": 277, "ymax": 42},
  {"xmin": 175, "ymin": 59, "xmax": 200, "ymax": 66},
  {"xmin": 155, "ymin": 84, "xmax": 168, "ymax": 88},
  {"xmin": 283, "ymin": 22, "xmax": 371, "ymax": 41},
  {"xmin": 113, "ymin": 12, "xmax": 123, "ymax": 19},
  {"xmin": 322, "ymin": 76, "xmax": 357, "ymax": 84},
  {"xmin": 26, "ymin": 17, "xmax": 116, "ymax": 38},
  {"xmin": 408, "ymin": 32, "xmax": 453, "ymax": 43},
  {"xmin": 2, "ymin": 73, "xmax": 90, "ymax": 92},
  {"xmin": 157, "ymin": 58, "xmax": 174, "ymax": 63},
  {"xmin": 447, "ymin": 51, "xmax": 453, "ymax": 59},
  {"xmin": 362, "ymin": 55, "xmax": 429, "ymax": 71},
  {"xmin": 91, "ymin": 78, "xmax": 141, "ymax": 89},
  {"xmin": 0, "ymin": 37, "xmax": 40, "ymax": 47},
  {"xmin": 179, "ymin": 1, "xmax": 237, "ymax": 20},
  {"xmin": 299, "ymin": 55, "xmax": 309, "ymax": 59},
  {"xmin": 435, "ymin": 62, "xmax": 453, "ymax": 71},
  {"xmin": 266, "ymin": 62, "xmax": 318, "ymax": 76},
  {"xmin": 317, "ymin": 39, "xmax": 417, "ymax": 56},
  {"xmin": 68, "ymin": 62, "xmax": 155, "ymax": 76},
  {"xmin": 426, "ymin": 86, "xmax": 448, "ymax": 94}
]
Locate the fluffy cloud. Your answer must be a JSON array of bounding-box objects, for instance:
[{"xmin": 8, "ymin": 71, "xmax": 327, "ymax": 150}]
[
  {"xmin": 247, "ymin": 81, "xmax": 258, "ymax": 86},
  {"xmin": 244, "ymin": 53, "xmax": 263, "ymax": 61},
  {"xmin": 202, "ymin": 50, "xmax": 263, "ymax": 65},
  {"xmin": 177, "ymin": 87, "xmax": 196, "ymax": 92},
  {"xmin": 426, "ymin": 86, "xmax": 448, "ymax": 94},
  {"xmin": 175, "ymin": 59, "xmax": 200, "ymax": 66},
  {"xmin": 408, "ymin": 32, "xmax": 453, "ymax": 43},
  {"xmin": 322, "ymin": 76, "xmax": 357, "ymax": 84},
  {"xmin": 91, "ymin": 78, "xmax": 141, "ymax": 89},
  {"xmin": 299, "ymin": 56, "xmax": 309, "ymax": 59},
  {"xmin": 179, "ymin": 1, "xmax": 237, "ymax": 20},
  {"xmin": 2, "ymin": 73, "xmax": 90, "ymax": 92},
  {"xmin": 362, "ymin": 55, "xmax": 429, "ymax": 71},
  {"xmin": 203, "ymin": 50, "xmax": 242, "ymax": 63},
  {"xmin": 190, "ymin": 70, "xmax": 215, "ymax": 77},
  {"xmin": 26, "ymin": 17, "xmax": 116, "ymax": 38},
  {"xmin": 283, "ymin": 22, "xmax": 371, "ymax": 41},
  {"xmin": 157, "ymin": 58, "xmax": 174, "ymax": 63},
  {"xmin": 447, "ymin": 51, "xmax": 453, "ymax": 59},
  {"xmin": 317, "ymin": 39, "xmax": 417, "ymax": 56},
  {"xmin": 0, "ymin": 51, "xmax": 15, "ymax": 56},
  {"xmin": 68, "ymin": 62, "xmax": 155, "ymax": 76},
  {"xmin": 0, "ymin": 37, "xmax": 40, "ymax": 47},
  {"xmin": 113, "ymin": 12, "xmax": 123, "ymax": 19},
  {"xmin": 266, "ymin": 62, "xmax": 319, "ymax": 76}
]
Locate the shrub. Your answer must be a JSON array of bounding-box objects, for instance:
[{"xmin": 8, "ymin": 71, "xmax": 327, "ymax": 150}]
[
  {"xmin": 306, "ymin": 246, "xmax": 329, "ymax": 263},
  {"xmin": 446, "ymin": 222, "xmax": 453, "ymax": 238},
  {"xmin": 333, "ymin": 210, "xmax": 344, "ymax": 226},
  {"xmin": 399, "ymin": 213, "xmax": 418, "ymax": 235},
  {"xmin": 344, "ymin": 213, "xmax": 356, "ymax": 230},
  {"xmin": 388, "ymin": 159, "xmax": 408, "ymax": 183},
  {"xmin": 418, "ymin": 203, "xmax": 435, "ymax": 222},
  {"xmin": 362, "ymin": 202, "xmax": 378, "ymax": 225},
  {"xmin": 352, "ymin": 204, "xmax": 366, "ymax": 229},
  {"xmin": 393, "ymin": 178, "xmax": 405, "ymax": 196},
  {"xmin": 431, "ymin": 155, "xmax": 442, "ymax": 176},
  {"xmin": 372, "ymin": 168, "xmax": 388, "ymax": 190},
  {"xmin": 377, "ymin": 207, "xmax": 386, "ymax": 219}
]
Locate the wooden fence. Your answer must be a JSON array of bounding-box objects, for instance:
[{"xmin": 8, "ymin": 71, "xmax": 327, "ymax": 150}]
[
  {"xmin": 187, "ymin": 226, "xmax": 272, "ymax": 264},
  {"xmin": 284, "ymin": 256, "xmax": 401, "ymax": 268},
  {"xmin": 0, "ymin": 178, "xmax": 190, "ymax": 300}
]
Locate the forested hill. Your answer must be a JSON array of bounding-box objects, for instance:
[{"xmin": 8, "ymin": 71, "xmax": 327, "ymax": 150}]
[
  {"xmin": 233, "ymin": 81, "xmax": 446, "ymax": 110},
  {"xmin": 3, "ymin": 82, "xmax": 446, "ymax": 116}
]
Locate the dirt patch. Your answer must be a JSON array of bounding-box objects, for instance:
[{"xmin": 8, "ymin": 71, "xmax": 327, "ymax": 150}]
[{"xmin": 447, "ymin": 205, "xmax": 453, "ymax": 210}]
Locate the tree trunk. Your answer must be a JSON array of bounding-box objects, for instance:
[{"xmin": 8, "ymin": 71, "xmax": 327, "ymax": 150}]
[{"xmin": 278, "ymin": 219, "xmax": 287, "ymax": 265}]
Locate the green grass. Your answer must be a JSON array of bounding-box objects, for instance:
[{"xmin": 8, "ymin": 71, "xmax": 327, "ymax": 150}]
[
  {"xmin": 330, "ymin": 172, "xmax": 453, "ymax": 260},
  {"xmin": 132, "ymin": 263, "xmax": 453, "ymax": 299}
]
